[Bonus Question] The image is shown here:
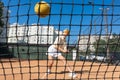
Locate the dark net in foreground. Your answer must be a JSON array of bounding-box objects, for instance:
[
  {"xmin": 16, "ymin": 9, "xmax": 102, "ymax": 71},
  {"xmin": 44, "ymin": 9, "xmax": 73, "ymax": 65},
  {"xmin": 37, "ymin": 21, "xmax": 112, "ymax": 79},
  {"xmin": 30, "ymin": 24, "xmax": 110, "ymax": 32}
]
[{"xmin": 0, "ymin": 0, "xmax": 120, "ymax": 80}]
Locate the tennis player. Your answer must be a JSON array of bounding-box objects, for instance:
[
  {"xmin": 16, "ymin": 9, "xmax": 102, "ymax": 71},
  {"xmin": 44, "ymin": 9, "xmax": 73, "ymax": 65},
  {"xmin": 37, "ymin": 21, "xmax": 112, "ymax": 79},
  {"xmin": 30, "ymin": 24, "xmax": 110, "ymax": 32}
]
[{"xmin": 46, "ymin": 29, "xmax": 77, "ymax": 78}]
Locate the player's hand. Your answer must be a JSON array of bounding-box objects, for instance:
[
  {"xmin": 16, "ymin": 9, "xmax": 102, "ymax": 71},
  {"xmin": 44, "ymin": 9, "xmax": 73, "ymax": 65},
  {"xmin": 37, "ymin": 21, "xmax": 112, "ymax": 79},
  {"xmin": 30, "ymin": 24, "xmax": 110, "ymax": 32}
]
[{"xmin": 63, "ymin": 49, "xmax": 69, "ymax": 53}]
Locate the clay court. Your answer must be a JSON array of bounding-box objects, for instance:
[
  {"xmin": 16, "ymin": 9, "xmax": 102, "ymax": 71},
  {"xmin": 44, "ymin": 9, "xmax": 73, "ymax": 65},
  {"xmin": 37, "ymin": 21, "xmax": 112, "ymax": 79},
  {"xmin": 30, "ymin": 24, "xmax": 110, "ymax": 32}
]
[{"xmin": 0, "ymin": 59, "xmax": 120, "ymax": 80}]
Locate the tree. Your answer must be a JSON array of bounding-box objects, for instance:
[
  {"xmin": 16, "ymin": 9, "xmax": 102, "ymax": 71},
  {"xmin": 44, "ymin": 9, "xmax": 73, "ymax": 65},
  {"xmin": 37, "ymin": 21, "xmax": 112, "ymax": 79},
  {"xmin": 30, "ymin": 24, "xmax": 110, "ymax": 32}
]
[
  {"xmin": 0, "ymin": 1, "xmax": 4, "ymax": 34},
  {"xmin": 108, "ymin": 34, "xmax": 120, "ymax": 53},
  {"xmin": 93, "ymin": 34, "xmax": 120, "ymax": 56},
  {"xmin": 93, "ymin": 39, "xmax": 106, "ymax": 54}
]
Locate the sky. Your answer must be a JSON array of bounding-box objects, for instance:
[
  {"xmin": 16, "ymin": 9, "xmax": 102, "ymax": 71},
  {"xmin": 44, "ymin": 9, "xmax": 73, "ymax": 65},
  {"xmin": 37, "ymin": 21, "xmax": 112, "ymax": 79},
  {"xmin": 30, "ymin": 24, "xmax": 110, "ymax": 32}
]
[{"xmin": 2, "ymin": 0, "xmax": 120, "ymax": 43}]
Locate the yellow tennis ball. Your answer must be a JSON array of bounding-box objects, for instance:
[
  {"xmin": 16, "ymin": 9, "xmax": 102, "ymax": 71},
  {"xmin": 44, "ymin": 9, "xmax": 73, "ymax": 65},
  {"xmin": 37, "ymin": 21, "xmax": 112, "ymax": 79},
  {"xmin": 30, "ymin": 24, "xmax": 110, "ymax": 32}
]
[{"xmin": 34, "ymin": 1, "xmax": 50, "ymax": 18}]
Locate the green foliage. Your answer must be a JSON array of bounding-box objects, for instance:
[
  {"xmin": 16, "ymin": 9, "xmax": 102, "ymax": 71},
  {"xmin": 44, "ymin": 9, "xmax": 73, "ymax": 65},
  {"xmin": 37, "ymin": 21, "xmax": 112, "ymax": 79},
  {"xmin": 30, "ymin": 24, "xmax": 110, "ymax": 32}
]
[
  {"xmin": 93, "ymin": 39, "xmax": 106, "ymax": 53},
  {"xmin": 93, "ymin": 34, "xmax": 120, "ymax": 54},
  {"xmin": 108, "ymin": 34, "xmax": 120, "ymax": 53}
]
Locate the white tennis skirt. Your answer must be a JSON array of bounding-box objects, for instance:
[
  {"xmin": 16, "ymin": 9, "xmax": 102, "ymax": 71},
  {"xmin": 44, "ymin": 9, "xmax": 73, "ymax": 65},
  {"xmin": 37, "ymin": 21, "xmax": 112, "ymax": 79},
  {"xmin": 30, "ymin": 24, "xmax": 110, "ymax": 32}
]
[{"xmin": 47, "ymin": 45, "xmax": 62, "ymax": 57}]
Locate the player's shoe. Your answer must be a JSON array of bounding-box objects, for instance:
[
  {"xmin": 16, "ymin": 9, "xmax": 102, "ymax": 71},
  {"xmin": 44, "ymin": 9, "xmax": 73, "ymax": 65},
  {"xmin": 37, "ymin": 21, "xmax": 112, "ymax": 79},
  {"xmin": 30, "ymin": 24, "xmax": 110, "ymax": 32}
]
[
  {"xmin": 68, "ymin": 72, "xmax": 77, "ymax": 78},
  {"xmin": 46, "ymin": 69, "xmax": 51, "ymax": 74}
]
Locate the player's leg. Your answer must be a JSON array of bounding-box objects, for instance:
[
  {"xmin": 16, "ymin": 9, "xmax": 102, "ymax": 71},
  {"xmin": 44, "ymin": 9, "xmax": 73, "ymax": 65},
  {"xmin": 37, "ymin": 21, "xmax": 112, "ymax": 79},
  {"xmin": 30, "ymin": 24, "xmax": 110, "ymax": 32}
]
[
  {"xmin": 58, "ymin": 55, "xmax": 72, "ymax": 72},
  {"xmin": 47, "ymin": 55, "xmax": 54, "ymax": 74},
  {"xmin": 47, "ymin": 45, "xmax": 55, "ymax": 74},
  {"xmin": 41, "ymin": 55, "xmax": 53, "ymax": 79},
  {"xmin": 58, "ymin": 55, "xmax": 77, "ymax": 78}
]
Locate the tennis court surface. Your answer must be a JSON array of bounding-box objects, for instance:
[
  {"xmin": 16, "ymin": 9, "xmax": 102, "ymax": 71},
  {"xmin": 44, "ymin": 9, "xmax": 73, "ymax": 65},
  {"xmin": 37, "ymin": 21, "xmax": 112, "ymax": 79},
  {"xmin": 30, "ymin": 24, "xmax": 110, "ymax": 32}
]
[{"xmin": 0, "ymin": 59, "xmax": 120, "ymax": 80}]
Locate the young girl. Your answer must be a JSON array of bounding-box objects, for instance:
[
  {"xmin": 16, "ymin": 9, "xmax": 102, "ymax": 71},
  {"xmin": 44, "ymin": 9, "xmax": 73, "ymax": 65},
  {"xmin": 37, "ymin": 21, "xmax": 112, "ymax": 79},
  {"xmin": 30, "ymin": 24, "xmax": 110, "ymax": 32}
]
[{"xmin": 46, "ymin": 29, "xmax": 77, "ymax": 78}]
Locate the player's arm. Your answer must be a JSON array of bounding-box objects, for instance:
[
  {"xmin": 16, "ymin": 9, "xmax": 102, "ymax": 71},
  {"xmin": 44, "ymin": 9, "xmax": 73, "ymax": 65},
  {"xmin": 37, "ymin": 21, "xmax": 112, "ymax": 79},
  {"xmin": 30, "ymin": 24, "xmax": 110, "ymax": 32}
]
[
  {"xmin": 54, "ymin": 44, "xmax": 68, "ymax": 53},
  {"xmin": 53, "ymin": 37, "xmax": 68, "ymax": 53},
  {"xmin": 63, "ymin": 43, "xmax": 69, "ymax": 53}
]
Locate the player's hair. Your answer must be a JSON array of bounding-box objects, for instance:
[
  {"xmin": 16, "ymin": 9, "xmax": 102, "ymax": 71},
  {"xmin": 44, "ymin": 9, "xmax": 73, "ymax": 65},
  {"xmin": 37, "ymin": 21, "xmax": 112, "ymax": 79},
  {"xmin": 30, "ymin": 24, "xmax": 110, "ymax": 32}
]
[{"xmin": 63, "ymin": 29, "xmax": 70, "ymax": 35}]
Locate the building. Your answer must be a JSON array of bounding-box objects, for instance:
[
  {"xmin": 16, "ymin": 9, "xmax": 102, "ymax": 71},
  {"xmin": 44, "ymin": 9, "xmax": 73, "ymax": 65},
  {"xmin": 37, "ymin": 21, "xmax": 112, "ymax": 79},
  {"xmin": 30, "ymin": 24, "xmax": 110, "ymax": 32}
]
[
  {"xmin": 78, "ymin": 35, "xmax": 113, "ymax": 52},
  {"xmin": 7, "ymin": 23, "xmax": 56, "ymax": 44}
]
